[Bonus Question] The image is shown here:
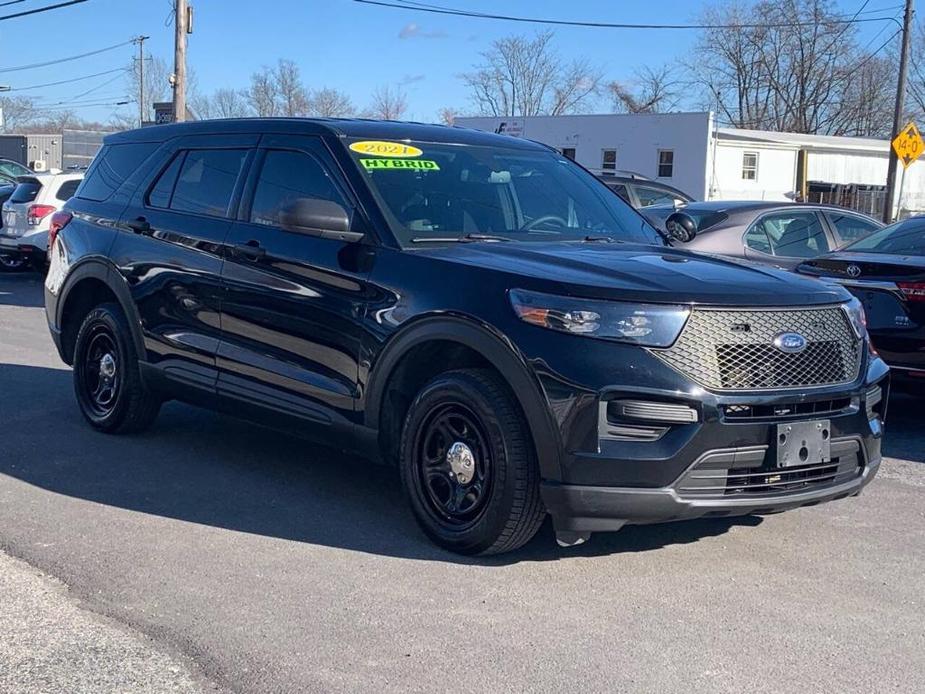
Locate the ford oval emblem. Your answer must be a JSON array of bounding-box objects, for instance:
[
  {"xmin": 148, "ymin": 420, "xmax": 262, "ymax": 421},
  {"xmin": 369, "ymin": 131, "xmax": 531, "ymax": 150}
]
[{"xmin": 773, "ymin": 332, "xmax": 808, "ymax": 354}]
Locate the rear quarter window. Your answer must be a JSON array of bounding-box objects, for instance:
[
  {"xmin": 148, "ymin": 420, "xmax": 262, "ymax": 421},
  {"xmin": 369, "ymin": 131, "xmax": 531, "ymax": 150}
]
[
  {"xmin": 55, "ymin": 178, "xmax": 81, "ymax": 202},
  {"xmin": 77, "ymin": 142, "xmax": 158, "ymax": 202}
]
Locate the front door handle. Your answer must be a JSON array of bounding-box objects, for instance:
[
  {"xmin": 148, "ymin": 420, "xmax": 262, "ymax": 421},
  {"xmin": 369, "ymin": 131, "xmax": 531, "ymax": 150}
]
[
  {"xmin": 127, "ymin": 217, "xmax": 151, "ymax": 234},
  {"xmin": 233, "ymin": 240, "xmax": 266, "ymax": 260}
]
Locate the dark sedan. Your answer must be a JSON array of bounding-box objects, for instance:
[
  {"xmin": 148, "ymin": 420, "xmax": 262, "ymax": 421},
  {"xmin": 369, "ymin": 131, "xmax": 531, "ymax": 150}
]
[
  {"xmin": 642, "ymin": 201, "xmax": 882, "ymax": 269},
  {"xmin": 797, "ymin": 217, "xmax": 925, "ymax": 393}
]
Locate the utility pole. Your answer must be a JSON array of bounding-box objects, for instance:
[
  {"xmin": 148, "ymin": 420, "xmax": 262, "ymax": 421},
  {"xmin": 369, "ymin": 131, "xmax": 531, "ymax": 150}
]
[
  {"xmin": 173, "ymin": 0, "xmax": 190, "ymax": 122},
  {"xmin": 132, "ymin": 35, "xmax": 149, "ymax": 127},
  {"xmin": 884, "ymin": 0, "xmax": 915, "ymax": 223}
]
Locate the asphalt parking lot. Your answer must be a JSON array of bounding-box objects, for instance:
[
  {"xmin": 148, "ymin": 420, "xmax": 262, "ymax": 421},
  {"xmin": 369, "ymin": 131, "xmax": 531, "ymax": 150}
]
[{"xmin": 1, "ymin": 271, "xmax": 923, "ymax": 694}]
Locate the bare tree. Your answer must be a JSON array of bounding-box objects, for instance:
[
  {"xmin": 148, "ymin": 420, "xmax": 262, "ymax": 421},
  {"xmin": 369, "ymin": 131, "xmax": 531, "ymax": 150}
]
[
  {"xmin": 366, "ymin": 85, "xmax": 408, "ymax": 120},
  {"xmin": 691, "ymin": 0, "xmax": 889, "ymax": 135},
  {"xmin": 275, "ymin": 59, "xmax": 309, "ymax": 117},
  {"xmin": 192, "ymin": 88, "xmax": 252, "ymax": 120},
  {"xmin": 609, "ymin": 65, "xmax": 682, "ymax": 114},
  {"xmin": 437, "ymin": 107, "xmax": 459, "ymax": 125},
  {"xmin": 308, "ymin": 88, "xmax": 354, "ymax": 117},
  {"xmin": 129, "ymin": 55, "xmax": 171, "ymax": 125},
  {"xmin": 247, "ymin": 65, "xmax": 280, "ymax": 117},
  {"xmin": 0, "ymin": 96, "xmax": 44, "ymax": 132},
  {"xmin": 463, "ymin": 31, "xmax": 602, "ymax": 117}
]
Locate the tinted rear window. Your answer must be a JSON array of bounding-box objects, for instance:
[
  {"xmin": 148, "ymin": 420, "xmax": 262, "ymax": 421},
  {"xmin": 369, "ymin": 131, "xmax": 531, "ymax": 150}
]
[
  {"xmin": 10, "ymin": 181, "xmax": 41, "ymax": 204},
  {"xmin": 77, "ymin": 142, "xmax": 158, "ymax": 202}
]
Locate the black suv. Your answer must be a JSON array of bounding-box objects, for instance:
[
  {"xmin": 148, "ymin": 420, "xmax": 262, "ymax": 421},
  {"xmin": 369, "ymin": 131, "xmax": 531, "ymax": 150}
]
[{"xmin": 45, "ymin": 119, "xmax": 888, "ymax": 555}]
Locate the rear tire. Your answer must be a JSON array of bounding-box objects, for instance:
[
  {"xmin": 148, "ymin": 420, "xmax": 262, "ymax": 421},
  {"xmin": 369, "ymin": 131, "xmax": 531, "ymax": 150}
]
[
  {"xmin": 399, "ymin": 369, "xmax": 545, "ymax": 555},
  {"xmin": 73, "ymin": 302, "xmax": 160, "ymax": 434}
]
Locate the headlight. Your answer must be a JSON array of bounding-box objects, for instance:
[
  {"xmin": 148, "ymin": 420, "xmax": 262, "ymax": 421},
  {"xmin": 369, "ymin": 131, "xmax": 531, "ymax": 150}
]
[
  {"xmin": 508, "ymin": 289, "xmax": 690, "ymax": 346},
  {"xmin": 843, "ymin": 297, "xmax": 868, "ymax": 340}
]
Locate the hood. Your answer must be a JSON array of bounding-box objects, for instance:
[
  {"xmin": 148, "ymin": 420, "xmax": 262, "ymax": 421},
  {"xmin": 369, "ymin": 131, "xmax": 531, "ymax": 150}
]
[{"xmin": 419, "ymin": 241, "xmax": 850, "ymax": 306}]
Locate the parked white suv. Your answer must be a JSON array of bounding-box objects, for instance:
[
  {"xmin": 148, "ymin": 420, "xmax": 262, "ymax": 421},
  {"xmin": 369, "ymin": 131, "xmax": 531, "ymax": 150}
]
[{"xmin": 0, "ymin": 171, "xmax": 83, "ymax": 270}]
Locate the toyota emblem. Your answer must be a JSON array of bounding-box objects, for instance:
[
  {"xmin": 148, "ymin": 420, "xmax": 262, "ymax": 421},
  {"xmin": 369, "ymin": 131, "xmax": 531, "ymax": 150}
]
[{"xmin": 847, "ymin": 264, "xmax": 862, "ymax": 278}]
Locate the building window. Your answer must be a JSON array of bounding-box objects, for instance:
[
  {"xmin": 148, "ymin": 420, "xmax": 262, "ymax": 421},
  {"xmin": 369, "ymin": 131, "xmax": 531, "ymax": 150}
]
[
  {"xmin": 742, "ymin": 151, "xmax": 759, "ymax": 180},
  {"xmin": 657, "ymin": 150, "xmax": 674, "ymax": 178},
  {"xmin": 560, "ymin": 147, "xmax": 576, "ymax": 161},
  {"xmin": 601, "ymin": 149, "xmax": 617, "ymax": 170}
]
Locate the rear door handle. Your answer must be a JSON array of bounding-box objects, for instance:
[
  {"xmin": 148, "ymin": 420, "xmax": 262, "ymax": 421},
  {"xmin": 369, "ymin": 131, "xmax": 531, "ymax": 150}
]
[
  {"xmin": 127, "ymin": 217, "xmax": 151, "ymax": 234},
  {"xmin": 233, "ymin": 240, "xmax": 266, "ymax": 260}
]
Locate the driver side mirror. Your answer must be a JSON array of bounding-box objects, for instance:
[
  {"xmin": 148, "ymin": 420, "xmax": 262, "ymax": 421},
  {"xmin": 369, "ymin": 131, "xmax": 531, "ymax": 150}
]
[
  {"xmin": 279, "ymin": 198, "xmax": 364, "ymax": 243},
  {"xmin": 665, "ymin": 211, "xmax": 697, "ymax": 243}
]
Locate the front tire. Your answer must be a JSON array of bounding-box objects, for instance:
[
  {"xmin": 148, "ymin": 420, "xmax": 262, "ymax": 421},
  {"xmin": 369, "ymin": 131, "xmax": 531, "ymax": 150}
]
[
  {"xmin": 73, "ymin": 302, "xmax": 160, "ymax": 433},
  {"xmin": 399, "ymin": 369, "xmax": 545, "ymax": 555}
]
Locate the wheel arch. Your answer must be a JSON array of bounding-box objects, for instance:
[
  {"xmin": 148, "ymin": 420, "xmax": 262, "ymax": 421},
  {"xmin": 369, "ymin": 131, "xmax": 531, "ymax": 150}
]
[
  {"xmin": 56, "ymin": 259, "xmax": 145, "ymax": 365},
  {"xmin": 365, "ymin": 315, "xmax": 563, "ymax": 481}
]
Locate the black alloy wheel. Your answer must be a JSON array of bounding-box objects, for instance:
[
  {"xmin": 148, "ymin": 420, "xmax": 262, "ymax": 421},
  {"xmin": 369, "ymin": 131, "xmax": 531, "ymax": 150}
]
[{"xmin": 80, "ymin": 328, "xmax": 121, "ymax": 418}]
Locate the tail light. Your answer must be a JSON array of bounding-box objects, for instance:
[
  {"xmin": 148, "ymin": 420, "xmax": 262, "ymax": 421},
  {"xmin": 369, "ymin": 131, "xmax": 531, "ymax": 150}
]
[
  {"xmin": 27, "ymin": 204, "xmax": 56, "ymax": 226},
  {"xmin": 48, "ymin": 211, "xmax": 73, "ymax": 249},
  {"xmin": 897, "ymin": 282, "xmax": 925, "ymax": 302}
]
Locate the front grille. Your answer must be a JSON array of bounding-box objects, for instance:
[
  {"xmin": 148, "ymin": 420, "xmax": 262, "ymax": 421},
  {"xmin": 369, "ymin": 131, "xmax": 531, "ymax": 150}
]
[
  {"xmin": 676, "ymin": 440, "xmax": 863, "ymax": 499},
  {"xmin": 651, "ymin": 306, "xmax": 861, "ymax": 391}
]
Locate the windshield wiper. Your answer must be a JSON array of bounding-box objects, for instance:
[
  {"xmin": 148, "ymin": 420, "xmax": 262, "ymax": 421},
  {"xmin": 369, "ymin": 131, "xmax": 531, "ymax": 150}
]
[
  {"xmin": 581, "ymin": 235, "xmax": 621, "ymax": 243},
  {"xmin": 411, "ymin": 233, "xmax": 512, "ymax": 244}
]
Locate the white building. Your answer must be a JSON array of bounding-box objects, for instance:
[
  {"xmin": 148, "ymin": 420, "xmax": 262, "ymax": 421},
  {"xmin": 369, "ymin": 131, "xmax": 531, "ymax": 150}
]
[{"xmin": 456, "ymin": 112, "xmax": 923, "ymax": 217}]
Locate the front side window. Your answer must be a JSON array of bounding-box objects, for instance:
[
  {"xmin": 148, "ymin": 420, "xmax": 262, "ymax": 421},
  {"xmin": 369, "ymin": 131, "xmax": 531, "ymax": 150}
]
[
  {"xmin": 827, "ymin": 212, "xmax": 880, "ymax": 245},
  {"xmin": 602, "ymin": 149, "xmax": 617, "ymax": 171},
  {"xmin": 753, "ymin": 211, "xmax": 830, "ymax": 258},
  {"xmin": 250, "ymin": 150, "xmax": 348, "ymax": 227},
  {"xmin": 345, "ymin": 138, "xmax": 658, "ymax": 246},
  {"xmin": 168, "ymin": 149, "xmax": 247, "ymax": 218},
  {"xmin": 845, "ymin": 218, "xmax": 925, "ymax": 256},
  {"xmin": 657, "ymin": 150, "xmax": 674, "ymax": 178},
  {"xmin": 742, "ymin": 152, "xmax": 759, "ymax": 180}
]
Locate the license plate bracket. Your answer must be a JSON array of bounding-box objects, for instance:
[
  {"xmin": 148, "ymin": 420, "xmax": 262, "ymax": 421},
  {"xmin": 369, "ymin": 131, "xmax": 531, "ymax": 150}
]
[{"xmin": 776, "ymin": 420, "xmax": 831, "ymax": 468}]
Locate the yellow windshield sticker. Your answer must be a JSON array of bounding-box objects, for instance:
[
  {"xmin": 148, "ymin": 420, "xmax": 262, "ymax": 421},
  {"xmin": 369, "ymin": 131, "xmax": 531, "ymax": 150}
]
[
  {"xmin": 360, "ymin": 158, "xmax": 440, "ymax": 171},
  {"xmin": 349, "ymin": 140, "xmax": 423, "ymax": 158}
]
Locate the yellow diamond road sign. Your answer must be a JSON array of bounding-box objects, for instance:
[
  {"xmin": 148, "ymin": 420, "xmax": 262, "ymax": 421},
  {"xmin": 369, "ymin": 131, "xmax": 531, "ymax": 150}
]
[{"xmin": 892, "ymin": 122, "xmax": 925, "ymax": 169}]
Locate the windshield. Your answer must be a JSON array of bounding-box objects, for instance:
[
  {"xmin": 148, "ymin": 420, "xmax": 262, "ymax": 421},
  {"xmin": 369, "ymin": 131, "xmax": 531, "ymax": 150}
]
[
  {"xmin": 345, "ymin": 138, "xmax": 660, "ymax": 246},
  {"xmin": 0, "ymin": 160, "xmax": 33, "ymax": 179},
  {"xmin": 844, "ymin": 217, "xmax": 925, "ymax": 256}
]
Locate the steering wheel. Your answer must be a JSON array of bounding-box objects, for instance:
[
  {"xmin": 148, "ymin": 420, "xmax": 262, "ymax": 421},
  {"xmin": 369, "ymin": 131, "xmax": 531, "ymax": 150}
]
[{"xmin": 521, "ymin": 214, "xmax": 569, "ymax": 232}]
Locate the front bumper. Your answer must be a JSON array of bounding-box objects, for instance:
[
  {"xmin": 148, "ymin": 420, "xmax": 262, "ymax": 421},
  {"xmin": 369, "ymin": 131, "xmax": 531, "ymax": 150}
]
[
  {"xmin": 535, "ymin": 346, "xmax": 889, "ymax": 532},
  {"xmin": 543, "ymin": 438, "xmax": 880, "ymax": 533}
]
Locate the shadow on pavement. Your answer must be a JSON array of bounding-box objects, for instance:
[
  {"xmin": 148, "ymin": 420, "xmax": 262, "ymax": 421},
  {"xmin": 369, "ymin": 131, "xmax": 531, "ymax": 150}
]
[
  {"xmin": 883, "ymin": 392, "xmax": 925, "ymax": 464},
  {"xmin": 0, "ymin": 271, "xmax": 45, "ymax": 308},
  {"xmin": 0, "ymin": 362, "xmax": 764, "ymax": 564}
]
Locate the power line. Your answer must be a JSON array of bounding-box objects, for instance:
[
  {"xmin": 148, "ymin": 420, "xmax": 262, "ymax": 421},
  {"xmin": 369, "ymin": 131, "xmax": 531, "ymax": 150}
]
[
  {"xmin": 354, "ymin": 0, "xmax": 902, "ymax": 30},
  {"xmin": 69, "ymin": 70, "xmax": 129, "ymax": 100},
  {"xmin": 5, "ymin": 67, "xmax": 127, "ymax": 92},
  {"xmin": 0, "ymin": 1, "xmax": 27, "ymax": 8},
  {"xmin": 0, "ymin": 0, "xmax": 90, "ymax": 21},
  {"xmin": 0, "ymin": 38, "xmax": 132, "ymax": 73}
]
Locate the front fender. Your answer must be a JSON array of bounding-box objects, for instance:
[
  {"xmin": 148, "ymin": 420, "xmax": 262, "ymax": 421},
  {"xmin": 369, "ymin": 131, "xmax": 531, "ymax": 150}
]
[{"xmin": 364, "ymin": 314, "xmax": 564, "ymax": 481}]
